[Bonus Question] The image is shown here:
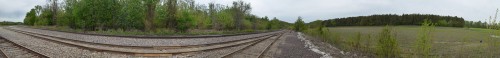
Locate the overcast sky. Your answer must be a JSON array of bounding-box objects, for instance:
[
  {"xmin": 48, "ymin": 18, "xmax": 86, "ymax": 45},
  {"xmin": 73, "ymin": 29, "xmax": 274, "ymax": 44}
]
[
  {"xmin": 1, "ymin": 0, "xmax": 499, "ymax": 23},
  {"xmin": 0, "ymin": 0, "xmax": 45, "ymax": 22}
]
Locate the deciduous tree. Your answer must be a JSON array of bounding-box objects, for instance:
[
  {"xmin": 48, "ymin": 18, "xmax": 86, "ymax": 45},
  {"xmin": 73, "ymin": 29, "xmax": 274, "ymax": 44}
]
[
  {"xmin": 294, "ymin": 16, "xmax": 306, "ymax": 32},
  {"xmin": 232, "ymin": 0, "xmax": 251, "ymax": 30},
  {"xmin": 144, "ymin": 0, "xmax": 159, "ymax": 31}
]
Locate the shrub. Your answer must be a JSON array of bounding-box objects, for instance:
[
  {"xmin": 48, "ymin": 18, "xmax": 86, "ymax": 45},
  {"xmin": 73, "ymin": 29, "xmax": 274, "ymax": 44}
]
[
  {"xmin": 376, "ymin": 26, "xmax": 400, "ymax": 58},
  {"xmin": 437, "ymin": 20, "xmax": 450, "ymax": 27},
  {"xmin": 176, "ymin": 11, "xmax": 194, "ymax": 32},
  {"xmin": 413, "ymin": 19, "xmax": 434, "ymax": 58}
]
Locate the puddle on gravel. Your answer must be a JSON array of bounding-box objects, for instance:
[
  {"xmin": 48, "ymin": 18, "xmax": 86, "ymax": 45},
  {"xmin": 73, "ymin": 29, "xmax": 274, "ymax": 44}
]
[{"xmin": 297, "ymin": 32, "xmax": 332, "ymax": 58}]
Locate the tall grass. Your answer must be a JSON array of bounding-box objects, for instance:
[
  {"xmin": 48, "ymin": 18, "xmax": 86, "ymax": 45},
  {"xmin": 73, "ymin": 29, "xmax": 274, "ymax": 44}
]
[
  {"xmin": 303, "ymin": 26, "xmax": 401, "ymax": 57},
  {"xmin": 485, "ymin": 23, "xmax": 500, "ymax": 58},
  {"xmin": 303, "ymin": 26, "xmax": 402, "ymax": 57},
  {"xmin": 347, "ymin": 32, "xmax": 362, "ymax": 52},
  {"xmin": 304, "ymin": 25, "xmax": 500, "ymax": 57},
  {"xmin": 364, "ymin": 33, "xmax": 373, "ymax": 54},
  {"xmin": 303, "ymin": 27, "xmax": 343, "ymax": 49}
]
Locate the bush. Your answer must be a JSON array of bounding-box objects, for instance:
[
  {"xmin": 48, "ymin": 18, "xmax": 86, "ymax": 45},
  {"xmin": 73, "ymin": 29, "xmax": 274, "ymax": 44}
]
[
  {"xmin": 413, "ymin": 19, "xmax": 434, "ymax": 58},
  {"xmin": 376, "ymin": 26, "xmax": 400, "ymax": 58},
  {"xmin": 437, "ymin": 20, "xmax": 450, "ymax": 27},
  {"xmin": 176, "ymin": 11, "xmax": 194, "ymax": 32}
]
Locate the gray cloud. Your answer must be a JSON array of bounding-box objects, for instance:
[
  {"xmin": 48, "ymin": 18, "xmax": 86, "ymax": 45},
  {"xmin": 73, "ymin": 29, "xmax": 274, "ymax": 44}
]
[{"xmin": 0, "ymin": 0, "xmax": 45, "ymax": 22}]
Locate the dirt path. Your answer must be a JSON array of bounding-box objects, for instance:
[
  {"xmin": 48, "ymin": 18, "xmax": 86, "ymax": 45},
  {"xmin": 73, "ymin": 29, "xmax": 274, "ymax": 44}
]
[{"xmin": 273, "ymin": 32, "xmax": 325, "ymax": 58}]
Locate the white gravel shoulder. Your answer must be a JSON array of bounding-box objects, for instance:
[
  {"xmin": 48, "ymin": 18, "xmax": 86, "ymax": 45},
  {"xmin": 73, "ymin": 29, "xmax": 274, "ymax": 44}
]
[{"xmin": 297, "ymin": 32, "xmax": 333, "ymax": 58}]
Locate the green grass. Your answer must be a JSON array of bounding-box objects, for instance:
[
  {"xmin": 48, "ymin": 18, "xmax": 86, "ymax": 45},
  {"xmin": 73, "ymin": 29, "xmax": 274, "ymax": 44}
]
[{"xmin": 307, "ymin": 26, "xmax": 500, "ymax": 57}]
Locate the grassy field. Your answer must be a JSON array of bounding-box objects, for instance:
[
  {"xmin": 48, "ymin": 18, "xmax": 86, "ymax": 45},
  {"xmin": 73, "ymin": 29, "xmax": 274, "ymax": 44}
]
[{"xmin": 310, "ymin": 26, "xmax": 500, "ymax": 57}]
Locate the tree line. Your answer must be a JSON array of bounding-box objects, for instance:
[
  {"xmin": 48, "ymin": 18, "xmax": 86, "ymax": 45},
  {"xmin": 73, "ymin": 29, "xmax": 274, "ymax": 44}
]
[
  {"xmin": 464, "ymin": 21, "xmax": 488, "ymax": 29},
  {"xmin": 321, "ymin": 14, "xmax": 465, "ymax": 27},
  {"xmin": 0, "ymin": 21, "xmax": 22, "ymax": 25},
  {"xmin": 465, "ymin": 9, "xmax": 499, "ymax": 30},
  {"xmin": 23, "ymin": 0, "xmax": 290, "ymax": 32}
]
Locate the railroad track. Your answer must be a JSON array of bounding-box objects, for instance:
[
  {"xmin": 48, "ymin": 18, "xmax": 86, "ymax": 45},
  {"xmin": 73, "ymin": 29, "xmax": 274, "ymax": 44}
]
[
  {"xmin": 221, "ymin": 30, "xmax": 288, "ymax": 58},
  {"xmin": 0, "ymin": 46, "xmax": 6, "ymax": 58},
  {"xmin": 4, "ymin": 27, "xmax": 288, "ymax": 57},
  {"xmin": 6, "ymin": 28, "xmax": 283, "ymax": 53},
  {"xmin": 18, "ymin": 26, "xmax": 278, "ymax": 39},
  {"xmin": 0, "ymin": 36, "xmax": 48, "ymax": 58},
  {"xmin": 8, "ymin": 27, "xmax": 279, "ymax": 47},
  {"xmin": 7, "ymin": 26, "xmax": 282, "ymax": 47}
]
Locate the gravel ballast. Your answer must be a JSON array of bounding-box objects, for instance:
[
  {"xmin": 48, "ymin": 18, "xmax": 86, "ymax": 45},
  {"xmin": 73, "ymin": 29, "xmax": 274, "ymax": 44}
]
[
  {"xmin": 0, "ymin": 28, "xmax": 130, "ymax": 58},
  {"xmin": 8, "ymin": 26, "xmax": 281, "ymax": 47}
]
